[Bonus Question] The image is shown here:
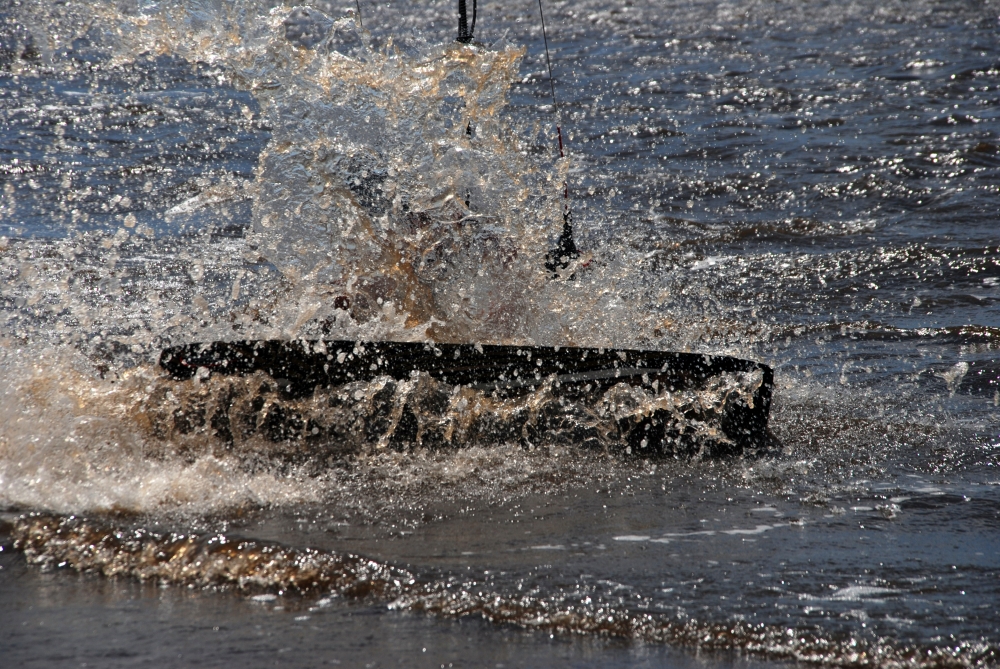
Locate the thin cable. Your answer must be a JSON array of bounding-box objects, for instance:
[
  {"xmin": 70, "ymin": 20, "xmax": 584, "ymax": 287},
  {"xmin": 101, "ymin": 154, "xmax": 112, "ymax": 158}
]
[
  {"xmin": 536, "ymin": 0, "xmax": 559, "ymax": 134},
  {"xmin": 537, "ymin": 0, "xmax": 579, "ymax": 275},
  {"xmin": 355, "ymin": 0, "xmax": 363, "ymax": 28}
]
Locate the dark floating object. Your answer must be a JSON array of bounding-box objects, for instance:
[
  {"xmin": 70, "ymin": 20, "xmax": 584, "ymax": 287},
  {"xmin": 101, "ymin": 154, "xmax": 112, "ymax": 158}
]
[{"xmin": 159, "ymin": 340, "xmax": 773, "ymax": 456}]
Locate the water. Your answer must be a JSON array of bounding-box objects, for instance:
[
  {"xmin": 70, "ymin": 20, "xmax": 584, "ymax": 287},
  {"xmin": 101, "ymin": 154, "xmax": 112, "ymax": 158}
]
[{"xmin": 1, "ymin": 0, "xmax": 998, "ymax": 666}]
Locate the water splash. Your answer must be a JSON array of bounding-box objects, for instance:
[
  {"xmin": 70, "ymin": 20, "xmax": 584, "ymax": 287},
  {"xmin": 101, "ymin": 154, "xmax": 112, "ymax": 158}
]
[
  {"xmin": 0, "ymin": 346, "xmax": 324, "ymax": 514},
  {"xmin": 98, "ymin": 2, "xmax": 580, "ymax": 344},
  {"xmin": 0, "ymin": 0, "xmax": 775, "ymax": 517},
  {"xmin": 4, "ymin": 2, "xmax": 997, "ymax": 664}
]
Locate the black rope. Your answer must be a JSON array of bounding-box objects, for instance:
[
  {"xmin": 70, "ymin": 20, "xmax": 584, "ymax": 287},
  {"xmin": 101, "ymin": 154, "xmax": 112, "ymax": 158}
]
[
  {"xmin": 536, "ymin": 0, "xmax": 579, "ymax": 275},
  {"xmin": 457, "ymin": 0, "xmax": 476, "ymax": 43},
  {"xmin": 355, "ymin": 0, "xmax": 363, "ymax": 29}
]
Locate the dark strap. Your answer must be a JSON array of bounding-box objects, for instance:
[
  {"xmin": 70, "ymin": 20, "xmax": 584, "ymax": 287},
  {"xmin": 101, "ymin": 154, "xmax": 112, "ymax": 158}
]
[{"xmin": 458, "ymin": 0, "xmax": 476, "ymax": 43}]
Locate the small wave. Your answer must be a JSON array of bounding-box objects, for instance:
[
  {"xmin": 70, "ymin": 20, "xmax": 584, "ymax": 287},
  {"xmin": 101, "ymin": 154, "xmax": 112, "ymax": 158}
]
[
  {"xmin": 829, "ymin": 585, "xmax": 900, "ymax": 602},
  {"xmin": 7, "ymin": 513, "xmax": 997, "ymax": 669}
]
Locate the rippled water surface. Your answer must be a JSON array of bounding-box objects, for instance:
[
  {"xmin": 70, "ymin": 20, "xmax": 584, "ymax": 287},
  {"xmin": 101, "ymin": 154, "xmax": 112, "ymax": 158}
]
[{"xmin": 1, "ymin": 0, "xmax": 998, "ymax": 667}]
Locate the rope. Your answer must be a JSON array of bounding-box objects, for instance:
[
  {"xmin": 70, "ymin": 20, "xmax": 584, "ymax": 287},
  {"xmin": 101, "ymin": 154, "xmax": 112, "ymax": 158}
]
[
  {"xmin": 458, "ymin": 0, "xmax": 477, "ymax": 43},
  {"xmin": 537, "ymin": 0, "xmax": 559, "ymax": 128},
  {"xmin": 536, "ymin": 0, "xmax": 579, "ymax": 275}
]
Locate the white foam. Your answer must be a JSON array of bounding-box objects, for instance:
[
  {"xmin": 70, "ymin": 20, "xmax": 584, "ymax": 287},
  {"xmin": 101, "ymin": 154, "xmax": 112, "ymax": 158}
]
[
  {"xmin": 250, "ymin": 594, "xmax": 278, "ymax": 603},
  {"xmin": 691, "ymin": 256, "xmax": 729, "ymax": 271},
  {"xmin": 829, "ymin": 585, "xmax": 899, "ymax": 601},
  {"xmin": 721, "ymin": 524, "xmax": 775, "ymax": 536}
]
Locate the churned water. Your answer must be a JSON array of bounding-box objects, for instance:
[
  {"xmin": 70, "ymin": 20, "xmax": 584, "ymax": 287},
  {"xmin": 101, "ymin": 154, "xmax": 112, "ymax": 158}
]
[{"xmin": 1, "ymin": 0, "xmax": 998, "ymax": 667}]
